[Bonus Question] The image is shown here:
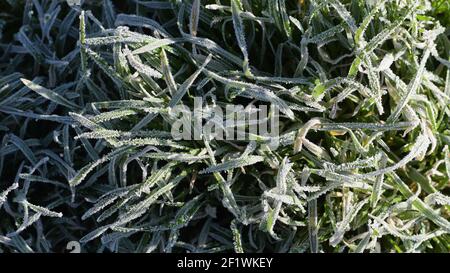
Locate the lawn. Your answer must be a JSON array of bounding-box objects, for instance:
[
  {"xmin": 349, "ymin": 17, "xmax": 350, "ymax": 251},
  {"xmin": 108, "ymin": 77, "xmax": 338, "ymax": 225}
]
[{"xmin": 0, "ymin": 0, "xmax": 449, "ymax": 253}]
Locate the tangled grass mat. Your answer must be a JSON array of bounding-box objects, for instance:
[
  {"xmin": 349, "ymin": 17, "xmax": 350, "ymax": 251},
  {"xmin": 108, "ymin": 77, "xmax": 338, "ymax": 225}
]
[{"xmin": 0, "ymin": 0, "xmax": 450, "ymax": 253}]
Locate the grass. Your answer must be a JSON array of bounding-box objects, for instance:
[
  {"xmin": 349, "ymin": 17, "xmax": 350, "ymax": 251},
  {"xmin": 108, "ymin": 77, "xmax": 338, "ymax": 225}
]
[{"xmin": 0, "ymin": 0, "xmax": 449, "ymax": 253}]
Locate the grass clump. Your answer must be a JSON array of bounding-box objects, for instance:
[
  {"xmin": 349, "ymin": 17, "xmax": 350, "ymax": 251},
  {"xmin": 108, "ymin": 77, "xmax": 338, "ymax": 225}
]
[{"xmin": 0, "ymin": 0, "xmax": 450, "ymax": 253}]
